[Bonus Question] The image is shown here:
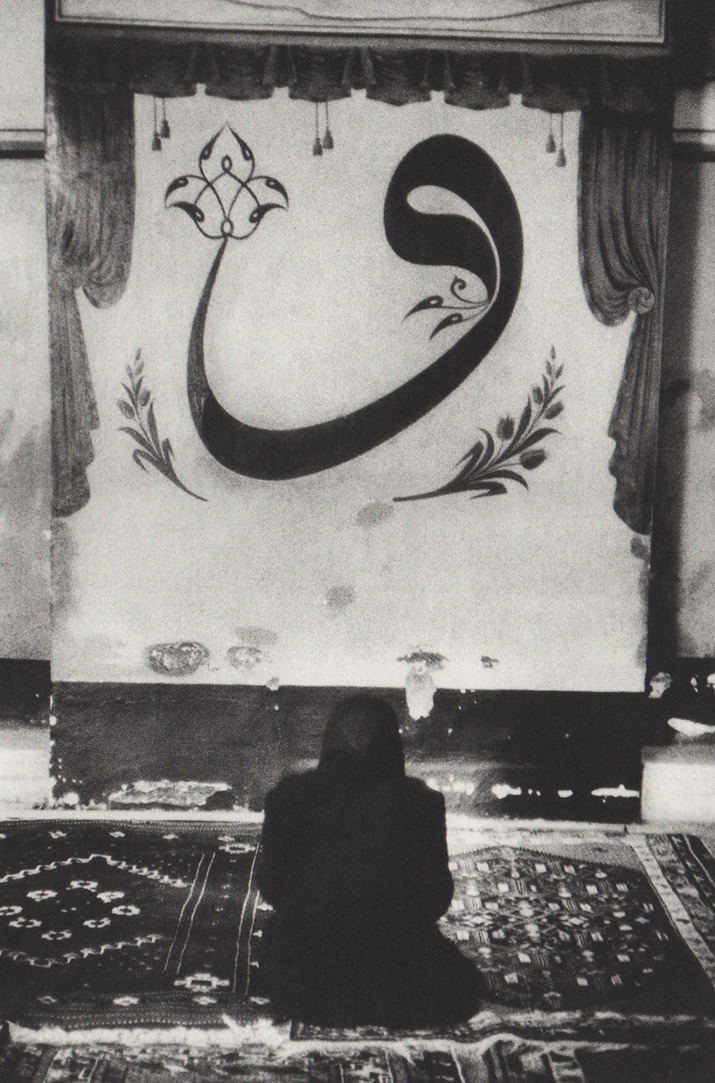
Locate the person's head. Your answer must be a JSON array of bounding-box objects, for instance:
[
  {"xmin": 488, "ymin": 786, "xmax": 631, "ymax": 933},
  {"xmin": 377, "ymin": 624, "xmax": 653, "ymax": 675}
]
[{"xmin": 319, "ymin": 695, "xmax": 405, "ymax": 781}]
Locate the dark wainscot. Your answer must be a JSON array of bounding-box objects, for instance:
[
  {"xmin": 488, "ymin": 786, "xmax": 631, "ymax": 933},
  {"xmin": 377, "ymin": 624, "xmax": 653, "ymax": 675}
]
[{"xmin": 51, "ymin": 683, "xmax": 668, "ymax": 820}]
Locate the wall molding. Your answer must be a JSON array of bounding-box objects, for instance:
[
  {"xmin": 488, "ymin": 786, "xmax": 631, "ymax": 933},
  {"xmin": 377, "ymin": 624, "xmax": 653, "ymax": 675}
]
[
  {"xmin": 674, "ymin": 84, "xmax": 715, "ymax": 151},
  {"xmin": 51, "ymin": 681, "xmax": 664, "ymax": 819}
]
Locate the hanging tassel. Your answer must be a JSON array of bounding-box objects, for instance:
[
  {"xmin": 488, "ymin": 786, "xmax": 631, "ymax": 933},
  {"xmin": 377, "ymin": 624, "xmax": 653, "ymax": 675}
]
[
  {"xmin": 322, "ymin": 102, "xmax": 334, "ymax": 150},
  {"xmin": 159, "ymin": 98, "xmax": 171, "ymax": 140},
  {"xmin": 555, "ymin": 114, "xmax": 566, "ymax": 167},
  {"xmin": 312, "ymin": 103, "xmax": 323, "ymax": 155},
  {"xmin": 152, "ymin": 98, "xmax": 162, "ymax": 151},
  {"xmin": 545, "ymin": 113, "xmax": 556, "ymax": 154}
]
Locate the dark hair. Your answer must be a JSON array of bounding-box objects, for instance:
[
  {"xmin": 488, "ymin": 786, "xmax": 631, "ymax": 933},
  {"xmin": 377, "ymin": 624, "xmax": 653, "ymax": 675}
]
[{"xmin": 318, "ymin": 695, "xmax": 405, "ymax": 781}]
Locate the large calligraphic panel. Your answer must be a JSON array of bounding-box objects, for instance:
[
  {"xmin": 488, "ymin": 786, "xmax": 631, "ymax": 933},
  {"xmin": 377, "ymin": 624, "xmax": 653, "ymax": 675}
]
[{"xmin": 51, "ymin": 91, "xmax": 647, "ymax": 691}]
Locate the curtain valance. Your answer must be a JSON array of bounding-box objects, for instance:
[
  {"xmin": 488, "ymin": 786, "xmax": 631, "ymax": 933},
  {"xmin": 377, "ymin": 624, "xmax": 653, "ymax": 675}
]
[{"xmin": 48, "ymin": 35, "xmax": 670, "ymax": 114}]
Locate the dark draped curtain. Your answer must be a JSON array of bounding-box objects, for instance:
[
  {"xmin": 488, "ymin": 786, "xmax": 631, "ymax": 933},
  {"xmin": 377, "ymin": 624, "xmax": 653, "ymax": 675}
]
[
  {"xmin": 47, "ymin": 33, "xmax": 671, "ymax": 528},
  {"xmin": 578, "ymin": 110, "xmax": 671, "ymax": 535},
  {"xmin": 47, "ymin": 71, "xmax": 135, "ymax": 516}
]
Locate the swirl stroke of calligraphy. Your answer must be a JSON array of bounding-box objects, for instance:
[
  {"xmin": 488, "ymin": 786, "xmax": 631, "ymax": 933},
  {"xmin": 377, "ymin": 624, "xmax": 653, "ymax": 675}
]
[{"xmin": 186, "ymin": 134, "xmax": 523, "ymax": 479}]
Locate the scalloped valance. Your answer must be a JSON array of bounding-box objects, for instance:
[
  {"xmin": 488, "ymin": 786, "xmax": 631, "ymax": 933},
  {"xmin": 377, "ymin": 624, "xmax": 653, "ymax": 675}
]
[{"xmin": 48, "ymin": 34, "xmax": 671, "ymax": 114}]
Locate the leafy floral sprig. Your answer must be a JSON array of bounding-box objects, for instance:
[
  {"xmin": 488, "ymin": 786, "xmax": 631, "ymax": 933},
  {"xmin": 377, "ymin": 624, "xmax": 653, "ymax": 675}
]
[
  {"xmin": 118, "ymin": 350, "xmax": 207, "ymax": 502},
  {"xmin": 395, "ymin": 348, "xmax": 564, "ymax": 503},
  {"xmin": 405, "ymin": 274, "xmax": 491, "ymax": 339}
]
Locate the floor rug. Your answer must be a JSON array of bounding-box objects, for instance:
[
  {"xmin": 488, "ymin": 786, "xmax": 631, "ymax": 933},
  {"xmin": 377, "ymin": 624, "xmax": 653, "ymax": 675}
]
[
  {"xmin": 1, "ymin": 1039, "xmax": 714, "ymax": 1083},
  {"xmin": 294, "ymin": 828, "xmax": 715, "ymax": 1043},
  {"xmin": 1, "ymin": 823, "xmax": 715, "ymax": 1037},
  {"xmin": 0, "ymin": 823, "xmax": 268, "ymax": 1027},
  {"xmin": 440, "ymin": 835, "xmax": 715, "ymax": 1014}
]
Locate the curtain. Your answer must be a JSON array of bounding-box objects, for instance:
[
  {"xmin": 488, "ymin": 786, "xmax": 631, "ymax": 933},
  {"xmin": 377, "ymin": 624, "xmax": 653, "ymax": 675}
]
[
  {"xmin": 578, "ymin": 109, "xmax": 671, "ymax": 535},
  {"xmin": 46, "ymin": 70, "xmax": 135, "ymax": 517},
  {"xmin": 47, "ymin": 37, "xmax": 670, "ymax": 109},
  {"xmin": 47, "ymin": 32, "xmax": 671, "ymax": 525}
]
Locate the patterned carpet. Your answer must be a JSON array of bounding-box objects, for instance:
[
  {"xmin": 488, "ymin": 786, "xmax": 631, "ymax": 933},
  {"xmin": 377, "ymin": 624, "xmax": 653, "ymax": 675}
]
[
  {"xmin": 1, "ymin": 1038, "xmax": 714, "ymax": 1083},
  {"xmin": 0, "ymin": 822, "xmax": 714, "ymax": 1036},
  {"xmin": 0, "ymin": 823, "xmax": 265, "ymax": 1027},
  {"xmin": 441, "ymin": 837, "xmax": 715, "ymax": 1013}
]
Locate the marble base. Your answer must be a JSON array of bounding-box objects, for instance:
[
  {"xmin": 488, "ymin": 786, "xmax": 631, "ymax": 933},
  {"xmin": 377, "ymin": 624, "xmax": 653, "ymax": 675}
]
[{"xmin": 641, "ymin": 744, "xmax": 715, "ymax": 823}]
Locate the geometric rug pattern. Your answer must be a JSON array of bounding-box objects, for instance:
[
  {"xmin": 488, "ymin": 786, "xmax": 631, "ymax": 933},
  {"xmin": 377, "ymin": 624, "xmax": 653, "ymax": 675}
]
[
  {"xmin": 643, "ymin": 834, "xmax": 715, "ymax": 955},
  {"xmin": 1, "ymin": 1039, "xmax": 715, "ymax": 1083},
  {"xmin": 441, "ymin": 842, "xmax": 715, "ymax": 1013},
  {"xmin": 0, "ymin": 822, "xmax": 265, "ymax": 1027},
  {"xmin": 1, "ymin": 823, "xmax": 714, "ymax": 1033}
]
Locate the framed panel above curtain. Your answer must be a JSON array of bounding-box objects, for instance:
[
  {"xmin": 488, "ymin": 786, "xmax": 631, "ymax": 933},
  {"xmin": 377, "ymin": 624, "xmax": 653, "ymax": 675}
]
[{"xmin": 55, "ymin": 0, "xmax": 667, "ymax": 45}]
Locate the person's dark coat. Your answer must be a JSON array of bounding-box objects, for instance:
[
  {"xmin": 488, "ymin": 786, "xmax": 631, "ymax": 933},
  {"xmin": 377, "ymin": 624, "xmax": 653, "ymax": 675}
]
[{"xmin": 255, "ymin": 696, "xmax": 482, "ymax": 1027}]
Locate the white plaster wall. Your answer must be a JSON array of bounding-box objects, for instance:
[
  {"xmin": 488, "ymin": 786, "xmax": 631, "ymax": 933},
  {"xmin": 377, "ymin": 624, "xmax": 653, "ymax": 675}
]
[
  {"xmin": 52, "ymin": 91, "xmax": 646, "ymax": 690},
  {"xmin": 0, "ymin": 0, "xmax": 44, "ymax": 137},
  {"xmin": 0, "ymin": 160, "xmax": 51, "ymax": 661}
]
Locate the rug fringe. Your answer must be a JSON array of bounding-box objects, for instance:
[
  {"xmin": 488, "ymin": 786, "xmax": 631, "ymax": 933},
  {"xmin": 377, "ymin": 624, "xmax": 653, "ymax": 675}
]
[{"xmin": 8, "ymin": 1019, "xmax": 290, "ymax": 1048}]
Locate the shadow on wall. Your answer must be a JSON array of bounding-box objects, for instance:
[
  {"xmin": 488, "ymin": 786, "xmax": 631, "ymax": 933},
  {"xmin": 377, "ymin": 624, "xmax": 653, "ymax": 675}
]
[{"xmin": 0, "ymin": 659, "xmax": 50, "ymax": 723}]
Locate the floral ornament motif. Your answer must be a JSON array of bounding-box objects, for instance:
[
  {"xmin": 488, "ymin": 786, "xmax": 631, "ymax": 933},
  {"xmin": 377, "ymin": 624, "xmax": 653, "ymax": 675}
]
[
  {"xmin": 113, "ymin": 995, "xmax": 139, "ymax": 1007},
  {"xmin": 395, "ymin": 349, "xmax": 564, "ymax": 503},
  {"xmin": 118, "ymin": 350, "xmax": 206, "ymax": 502},
  {"xmin": 83, "ymin": 917, "xmax": 111, "ymax": 929},
  {"xmin": 219, "ymin": 841, "xmax": 255, "ymax": 855},
  {"xmin": 165, "ymin": 125, "xmax": 288, "ymax": 242},
  {"xmin": 109, "ymin": 830, "xmax": 126, "ymax": 838},
  {"xmin": 41, "ymin": 929, "xmax": 72, "ymax": 941},
  {"xmin": 406, "ymin": 274, "xmax": 492, "ymax": 340},
  {"xmin": 97, "ymin": 891, "xmax": 125, "ymax": 904},
  {"xmin": 193, "ymin": 995, "xmax": 218, "ymax": 1006},
  {"xmin": 112, "ymin": 904, "xmax": 141, "ymax": 916},
  {"xmin": 49, "ymin": 831, "xmax": 67, "ymax": 839},
  {"xmin": 0, "ymin": 905, "xmax": 22, "ymax": 917},
  {"xmin": 68, "ymin": 881, "xmax": 99, "ymax": 892},
  {"xmin": 9, "ymin": 917, "xmax": 41, "ymax": 929},
  {"xmin": 26, "ymin": 890, "xmax": 57, "ymax": 902},
  {"xmin": 174, "ymin": 972, "xmax": 230, "ymax": 991}
]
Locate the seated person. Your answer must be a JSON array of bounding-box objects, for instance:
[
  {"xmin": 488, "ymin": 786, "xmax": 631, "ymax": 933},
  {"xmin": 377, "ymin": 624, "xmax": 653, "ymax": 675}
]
[{"xmin": 256, "ymin": 694, "xmax": 482, "ymax": 1028}]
